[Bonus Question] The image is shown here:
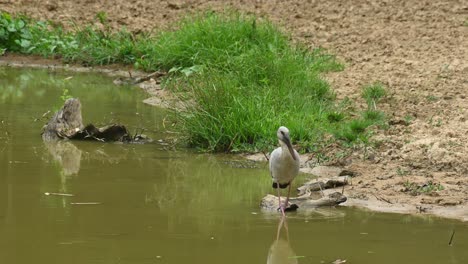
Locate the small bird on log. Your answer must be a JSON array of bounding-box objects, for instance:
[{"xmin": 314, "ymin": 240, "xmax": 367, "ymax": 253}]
[{"xmin": 269, "ymin": 126, "xmax": 300, "ymax": 215}]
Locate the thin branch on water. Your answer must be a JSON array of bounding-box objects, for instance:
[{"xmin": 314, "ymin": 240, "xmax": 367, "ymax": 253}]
[
  {"xmin": 448, "ymin": 229, "xmax": 455, "ymax": 246},
  {"xmin": 262, "ymin": 150, "xmax": 269, "ymax": 161},
  {"xmin": 33, "ymin": 110, "xmax": 51, "ymax": 122},
  {"xmin": 84, "ymin": 129, "xmax": 105, "ymax": 142}
]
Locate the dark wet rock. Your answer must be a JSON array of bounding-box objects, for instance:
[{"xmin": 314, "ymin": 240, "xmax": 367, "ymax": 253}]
[{"xmin": 339, "ymin": 169, "xmax": 357, "ymax": 177}]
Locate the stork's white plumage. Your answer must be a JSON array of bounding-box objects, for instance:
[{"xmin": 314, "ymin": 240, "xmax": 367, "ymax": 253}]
[{"xmin": 269, "ymin": 126, "xmax": 300, "ymax": 215}]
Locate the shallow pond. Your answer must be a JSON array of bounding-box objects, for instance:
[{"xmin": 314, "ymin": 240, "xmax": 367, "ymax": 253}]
[{"xmin": 0, "ymin": 67, "xmax": 467, "ymax": 264}]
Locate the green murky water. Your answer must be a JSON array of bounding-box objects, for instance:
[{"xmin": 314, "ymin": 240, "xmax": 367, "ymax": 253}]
[{"xmin": 0, "ymin": 67, "xmax": 467, "ymax": 264}]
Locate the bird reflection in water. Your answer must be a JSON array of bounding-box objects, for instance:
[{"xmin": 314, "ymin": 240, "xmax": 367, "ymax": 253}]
[{"xmin": 267, "ymin": 216, "xmax": 298, "ymax": 264}]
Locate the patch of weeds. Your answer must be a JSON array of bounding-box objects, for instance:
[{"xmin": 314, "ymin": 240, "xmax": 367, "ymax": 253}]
[
  {"xmin": 332, "ymin": 119, "xmax": 372, "ymax": 143},
  {"xmin": 428, "ymin": 116, "xmax": 443, "ymax": 127},
  {"xmin": 330, "ymin": 82, "xmax": 388, "ymax": 146},
  {"xmin": 327, "ymin": 111, "xmax": 345, "ymax": 123},
  {"xmin": 403, "ymin": 180, "xmax": 444, "ymax": 195},
  {"xmin": 95, "ymin": 11, "xmax": 108, "ymax": 25},
  {"xmin": 362, "ymin": 109, "xmax": 385, "ymax": 123},
  {"xmin": 361, "ymin": 82, "xmax": 387, "ymax": 110},
  {"xmin": 404, "ymin": 115, "xmax": 413, "ymax": 125},
  {"xmin": 419, "ymin": 181, "xmax": 444, "ymax": 193},
  {"xmin": 396, "ymin": 167, "xmax": 409, "ymax": 176},
  {"xmin": 426, "ymin": 95, "xmax": 438, "ymax": 102},
  {"xmin": 349, "ymin": 119, "xmax": 371, "ymax": 134}
]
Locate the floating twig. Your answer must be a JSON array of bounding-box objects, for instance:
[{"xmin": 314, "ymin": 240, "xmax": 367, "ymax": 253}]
[
  {"xmin": 70, "ymin": 202, "xmax": 102, "ymax": 205},
  {"xmin": 34, "ymin": 110, "xmax": 51, "ymax": 122},
  {"xmin": 448, "ymin": 229, "xmax": 455, "ymax": 246},
  {"xmin": 262, "ymin": 150, "xmax": 270, "ymax": 161},
  {"xmin": 44, "ymin": 192, "xmax": 74, "ymax": 197}
]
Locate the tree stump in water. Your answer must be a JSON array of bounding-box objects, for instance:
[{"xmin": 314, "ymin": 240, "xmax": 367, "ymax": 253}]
[
  {"xmin": 42, "ymin": 98, "xmax": 143, "ymax": 143},
  {"xmin": 42, "ymin": 98, "xmax": 84, "ymax": 141}
]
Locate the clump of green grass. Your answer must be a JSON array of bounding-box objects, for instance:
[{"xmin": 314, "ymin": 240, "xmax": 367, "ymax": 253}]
[
  {"xmin": 362, "ymin": 109, "xmax": 385, "ymax": 122},
  {"xmin": 327, "ymin": 111, "xmax": 345, "ymax": 123},
  {"xmin": 160, "ymin": 12, "xmax": 344, "ymax": 151},
  {"xmin": 326, "ymin": 83, "xmax": 388, "ymax": 145},
  {"xmin": 361, "ymin": 82, "xmax": 387, "ymax": 109}
]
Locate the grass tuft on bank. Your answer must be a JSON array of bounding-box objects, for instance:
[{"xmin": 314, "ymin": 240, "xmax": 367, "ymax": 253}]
[{"xmin": 0, "ymin": 11, "xmax": 386, "ymax": 153}]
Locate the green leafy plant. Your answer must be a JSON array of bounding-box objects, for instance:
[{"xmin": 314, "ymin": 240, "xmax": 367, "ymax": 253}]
[
  {"xmin": 60, "ymin": 88, "xmax": 73, "ymax": 102},
  {"xmin": 0, "ymin": 13, "xmax": 33, "ymax": 52}
]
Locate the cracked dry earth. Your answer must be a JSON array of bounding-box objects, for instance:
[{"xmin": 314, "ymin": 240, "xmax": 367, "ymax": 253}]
[{"xmin": 1, "ymin": 0, "xmax": 467, "ymax": 220}]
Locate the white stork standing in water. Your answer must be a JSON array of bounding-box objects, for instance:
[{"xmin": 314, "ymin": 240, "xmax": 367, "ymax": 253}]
[{"xmin": 269, "ymin": 126, "xmax": 300, "ymax": 215}]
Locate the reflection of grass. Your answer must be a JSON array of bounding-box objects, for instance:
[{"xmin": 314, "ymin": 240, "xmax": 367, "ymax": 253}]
[
  {"xmin": 148, "ymin": 155, "xmax": 272, "ymax": 232},
  {"xmin": 152, "ymin": 155, "xmax": 271, "ymax": 211},
  {"xmin": 0, "ymin": 67, "xmax": 156, "ymax": 123},
  {"xmin": 146, "ymin": 154, "xmax": 318, "ymax": 233}
]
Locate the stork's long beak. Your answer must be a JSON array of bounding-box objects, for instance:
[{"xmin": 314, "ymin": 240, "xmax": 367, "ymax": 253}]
[{"xmin": 282, "ymin": 135, "xmax": 296, "ymax": 161}]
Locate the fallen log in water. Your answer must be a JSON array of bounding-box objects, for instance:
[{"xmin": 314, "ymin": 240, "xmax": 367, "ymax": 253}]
[
  {"xmin": 297, "ymin": 176, "xmax": 349, "ymax": 196},
  {"xmin": 41, "ymin": 98, "xmax": 148, "ymax": 143},
  {"xmin": 260, "ymin": 192, "xmax": 347, "ymax": 212}
]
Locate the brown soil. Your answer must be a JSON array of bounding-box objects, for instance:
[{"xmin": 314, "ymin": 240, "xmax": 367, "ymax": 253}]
[{"xmin": 2, "ymin": 0, "xmax": 467, "ymax": 221}]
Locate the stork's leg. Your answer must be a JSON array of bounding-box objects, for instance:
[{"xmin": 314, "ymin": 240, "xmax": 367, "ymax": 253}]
[
  {"xmin": 277, "ymin": 186, "xmax": 285, "ymax": 216},
  {"xmin": 284, "ymin": 184, "xmax": 292, "ymax": 209}
]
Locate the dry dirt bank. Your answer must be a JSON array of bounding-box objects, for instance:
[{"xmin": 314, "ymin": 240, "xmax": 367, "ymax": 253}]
[{"xmin": 1, "ymin": 0, "xmax": 467, "ymax": 221}]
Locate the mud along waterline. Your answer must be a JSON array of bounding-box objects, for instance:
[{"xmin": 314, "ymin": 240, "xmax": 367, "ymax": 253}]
[{"xmin": 0, "ymin": 67, "xmax": 467, "ymax": 264}]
